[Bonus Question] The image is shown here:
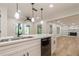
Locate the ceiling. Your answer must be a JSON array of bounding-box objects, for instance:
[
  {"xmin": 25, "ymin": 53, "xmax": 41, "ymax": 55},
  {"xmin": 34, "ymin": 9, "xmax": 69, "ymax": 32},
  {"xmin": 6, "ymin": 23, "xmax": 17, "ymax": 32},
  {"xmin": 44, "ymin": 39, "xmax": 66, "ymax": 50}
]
[
  {"xmin": 0, "ymin": 3, "xmax": 79, "ymax": 22},
  {"xmin": 51, "ymin": 14, "xmax": 79, "ymax": 26}
]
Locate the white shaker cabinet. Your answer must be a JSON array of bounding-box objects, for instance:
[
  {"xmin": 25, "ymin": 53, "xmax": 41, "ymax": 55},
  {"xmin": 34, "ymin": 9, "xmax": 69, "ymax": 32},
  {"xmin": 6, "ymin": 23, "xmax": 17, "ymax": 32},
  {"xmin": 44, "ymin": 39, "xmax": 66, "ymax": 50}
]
[
  {"xmin": 0, "ymin": 39, "xmax": 41, "ymax": 56},
  {"xmin": 27, "ymin": 39, "xmax": 41, "ymax": 56}
]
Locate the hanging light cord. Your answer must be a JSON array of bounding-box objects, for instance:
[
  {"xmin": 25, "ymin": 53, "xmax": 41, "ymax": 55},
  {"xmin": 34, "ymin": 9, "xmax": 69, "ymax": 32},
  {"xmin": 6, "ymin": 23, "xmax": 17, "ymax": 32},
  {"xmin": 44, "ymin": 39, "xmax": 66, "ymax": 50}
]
[
  {"xmin": 32, "ymin": 3, "xmax": 34, "ymax": 17},
  {"xmin": 41, "ymin": 8, "xmax": 43, "ymax": 20},
  {"xmin": 16, "ymin": 3, "xmax": 18, "ymax": 12}
]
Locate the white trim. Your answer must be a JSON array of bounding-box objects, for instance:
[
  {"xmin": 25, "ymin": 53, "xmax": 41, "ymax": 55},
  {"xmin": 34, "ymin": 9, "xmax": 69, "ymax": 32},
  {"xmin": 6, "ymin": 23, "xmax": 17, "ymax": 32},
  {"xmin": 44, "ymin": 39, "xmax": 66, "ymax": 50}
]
[{"xmin": 47, "ymin": 11, "xmax": 79, "ymax": 22}]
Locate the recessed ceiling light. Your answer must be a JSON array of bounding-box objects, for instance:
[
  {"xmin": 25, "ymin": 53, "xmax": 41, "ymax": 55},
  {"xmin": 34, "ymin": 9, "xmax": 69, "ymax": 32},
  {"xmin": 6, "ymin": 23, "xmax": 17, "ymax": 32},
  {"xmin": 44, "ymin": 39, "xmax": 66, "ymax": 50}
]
[{"xmin": 49, "ymin": 4, "xmax": 54, "ymax": 8}]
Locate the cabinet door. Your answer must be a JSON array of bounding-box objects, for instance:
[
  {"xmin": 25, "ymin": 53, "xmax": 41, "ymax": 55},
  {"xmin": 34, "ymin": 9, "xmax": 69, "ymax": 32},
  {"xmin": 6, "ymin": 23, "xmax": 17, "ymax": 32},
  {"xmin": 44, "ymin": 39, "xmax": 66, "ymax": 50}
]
[
  {"xmin": 0, "ymin": 39, "xmax": 41, "ymax": 56},
  {"xmin": 28, "ymin": 44, "xmax": 41, "ymax": 56},
  {"xmin": 51, "ymin": 37, "xmax": 57, "ymax": 55},
  {"xmin": 7, "ymin": 39, "xmax": 41, "ymax": 56},
  {"xmin": 27, "ymin": 39, "xmax": 41, "ymax": 56},
  {"xmin": 8, "ymin": 49, "xmax": 27, "ymax": 56}
]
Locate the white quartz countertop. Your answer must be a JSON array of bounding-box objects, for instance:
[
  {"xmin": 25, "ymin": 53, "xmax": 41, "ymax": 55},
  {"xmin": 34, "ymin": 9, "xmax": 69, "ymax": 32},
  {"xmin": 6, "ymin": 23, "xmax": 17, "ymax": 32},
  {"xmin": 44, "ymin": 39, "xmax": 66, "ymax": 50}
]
[{"xmin": 0, "ymin": 34, "xmax": 52, "ymax": 47}]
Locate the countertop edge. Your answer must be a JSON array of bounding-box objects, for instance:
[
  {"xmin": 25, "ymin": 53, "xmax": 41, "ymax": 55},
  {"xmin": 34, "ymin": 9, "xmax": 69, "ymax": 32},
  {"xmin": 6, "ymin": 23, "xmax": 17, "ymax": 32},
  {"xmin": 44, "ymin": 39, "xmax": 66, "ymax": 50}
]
[{"xmin": 0, "ymin": 34, "xmax": 52, "ymax": 47}]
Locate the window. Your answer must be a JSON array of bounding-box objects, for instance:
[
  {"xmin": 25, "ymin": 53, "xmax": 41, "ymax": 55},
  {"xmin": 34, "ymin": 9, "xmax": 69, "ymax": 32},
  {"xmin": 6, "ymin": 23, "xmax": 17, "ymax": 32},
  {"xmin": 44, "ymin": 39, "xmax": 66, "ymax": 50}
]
[
  {"xmin": 49, "ymin": 25, "xmax": 52, "ymax": 34},
  {"xmin": 24, "ymin": 25, "xmax": 30, "ymax": 35},
  {"xmin": 15, "ymin": 23, "xmax": 23, "ymax": 35},
  {"xmin": 37, "ymin": 24, "xmax": 42, "ymax": 34}
]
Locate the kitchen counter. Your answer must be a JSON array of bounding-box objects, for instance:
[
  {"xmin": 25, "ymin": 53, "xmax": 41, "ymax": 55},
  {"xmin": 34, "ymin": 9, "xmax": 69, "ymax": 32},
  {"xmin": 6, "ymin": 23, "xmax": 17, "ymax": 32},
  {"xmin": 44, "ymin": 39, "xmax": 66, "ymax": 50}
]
[
  {"xmin": 0, "ymin": 34, "xmax": 52, "ymax": 47},
  {"xmin": 0, "ymin": 34, "xmax": 52, "ymax": 56}
]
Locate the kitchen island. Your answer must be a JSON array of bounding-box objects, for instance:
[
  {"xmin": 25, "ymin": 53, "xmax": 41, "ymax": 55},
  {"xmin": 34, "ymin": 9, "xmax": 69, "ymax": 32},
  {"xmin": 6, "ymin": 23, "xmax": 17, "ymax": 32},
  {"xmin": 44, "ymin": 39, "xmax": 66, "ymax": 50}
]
[
  {"xmin": 0, "ymin": 34, "xmax": 52, "ymax": 56},
  {"xmin": 52, "ymin": 36, "xmax": 79, "ymax": 56}
]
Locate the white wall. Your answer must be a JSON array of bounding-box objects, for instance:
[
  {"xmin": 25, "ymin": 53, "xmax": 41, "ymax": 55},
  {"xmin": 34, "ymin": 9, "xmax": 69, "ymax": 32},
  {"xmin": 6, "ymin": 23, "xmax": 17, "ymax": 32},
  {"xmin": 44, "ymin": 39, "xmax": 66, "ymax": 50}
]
[
  {"xmin": 0, "ymin": 6, "xmax": 65, "ymax": 37},
  {"xmin": 7, "ymin": 18, "xmax": 19, "ymax": 36},
  {"xmin": 60, "ymin": 25, "xmax": 68, "ymax": 36},
  {"xmin": 53, "ymin": 24, "xmax": 79, "ymax": 36},
  {"xmin": 7, "ymin": 18, "xmax": 34, "ymax": 36},
  {"xmin": 52, "ymin": 23, "xmax": 62, "ymax": 36},
  {"xmin": 33, "ymin": 21, "xmax": 51, "ymax": 34},
  {"xmin": 7, "ymin": 19, "xmax": 51, "ymax": 36},
  {"xmin": 0, "ymin": 7, "xmax": 7, "ymax": 37},
  {"xmin": 0, "ymin": 6, "xmax": 36, "ymax": 37},
  {"xmin": 0, "ymin": 7, "xmax": 68, "ymax": 37}
]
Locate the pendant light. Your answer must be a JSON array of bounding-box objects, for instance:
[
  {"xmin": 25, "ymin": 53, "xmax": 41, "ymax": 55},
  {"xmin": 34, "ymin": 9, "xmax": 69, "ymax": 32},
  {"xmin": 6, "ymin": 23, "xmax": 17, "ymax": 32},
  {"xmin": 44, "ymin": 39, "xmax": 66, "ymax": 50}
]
[
  {"xmin": 40, "ymin": 8, "xmax": 44, "ymax": 24},
  {"xmin": 14, "ymin": 3, "xmax": 20, "ymax": 19},
  {"xmin": 31, "ymin": 3, "xmax": 35, "ymax": 22}
]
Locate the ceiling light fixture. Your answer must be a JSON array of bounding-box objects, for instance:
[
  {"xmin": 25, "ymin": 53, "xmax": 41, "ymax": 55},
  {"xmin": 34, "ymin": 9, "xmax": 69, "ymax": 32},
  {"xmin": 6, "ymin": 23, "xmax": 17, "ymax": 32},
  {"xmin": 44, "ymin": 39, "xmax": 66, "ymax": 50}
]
[
  {"xmin": 14, "ymin": 3, "xmax": 21, "ymax": 19},
  {"xmin": 40, "ymin": 20, "xmax": 44, "ymax": 24},
  {"xmin": 14, "ymin": 12, "xmax": 20, "ymax": 19},
  {"xmin": 40, "ymin": 8, "xmax": 44, "ymax": 24},
  {"xmin": 31, "ymin": 3, "xmax": 35, "ymax": 22},
  {"xmin": 49, "ymin": 4, "xmax": 54, "ymax": 8},
  {"xmin": 31, "ymin": 17, "xmax": 35, "ymax": 22}
]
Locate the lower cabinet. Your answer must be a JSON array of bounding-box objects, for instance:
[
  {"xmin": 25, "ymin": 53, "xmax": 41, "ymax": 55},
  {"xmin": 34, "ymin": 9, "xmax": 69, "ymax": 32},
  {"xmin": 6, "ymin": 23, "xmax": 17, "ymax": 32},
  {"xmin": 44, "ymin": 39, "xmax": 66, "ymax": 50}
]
[
  {"xmin": 51, "ymin": 37, "xmax": 57, "ymax": 55},
  {"xmin": 27, "ymin": 44, "xmax": 41, "ymax": 56},
  {"xmin": 0, "ymin": 39, "xmax": 41, "ymax": 56}
]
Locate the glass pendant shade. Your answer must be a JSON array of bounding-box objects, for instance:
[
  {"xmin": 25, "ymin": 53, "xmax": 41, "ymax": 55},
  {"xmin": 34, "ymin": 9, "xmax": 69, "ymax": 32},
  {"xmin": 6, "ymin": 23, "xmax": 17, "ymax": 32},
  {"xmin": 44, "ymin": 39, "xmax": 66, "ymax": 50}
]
[
  {"xmin": 40, "ymin": 20, "xmax": 44, "ymax": 24},
  {"xmin": 14, "ymin": 12, "xmax": 20, "ymax": 19},
  {"xmin": 31, "ymin": 17, "xmax": 35, "ymax": 22},
  {"xmin": 40, "ymin": 8, "xmax": 44, "ymax": 24},
  {"xmin": 14, "ymin": 3, "xmax": 21, "ymax": 19}
]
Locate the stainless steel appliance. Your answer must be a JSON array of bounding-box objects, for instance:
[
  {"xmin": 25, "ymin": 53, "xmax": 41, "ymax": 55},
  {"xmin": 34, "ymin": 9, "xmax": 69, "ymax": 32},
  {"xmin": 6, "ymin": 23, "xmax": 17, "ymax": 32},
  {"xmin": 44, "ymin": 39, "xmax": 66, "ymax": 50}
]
[{"xmin": 69, "ymin": 32, "xmax": 77, "ymax": 36}]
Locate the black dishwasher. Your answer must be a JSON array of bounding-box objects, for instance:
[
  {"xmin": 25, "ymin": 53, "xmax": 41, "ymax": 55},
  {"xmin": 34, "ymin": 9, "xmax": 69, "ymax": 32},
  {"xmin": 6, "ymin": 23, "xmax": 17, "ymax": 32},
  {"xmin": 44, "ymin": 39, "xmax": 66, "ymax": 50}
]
[{"xmin": 41, "ymin": 37, "xmax": 51, "ymax": 56}]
